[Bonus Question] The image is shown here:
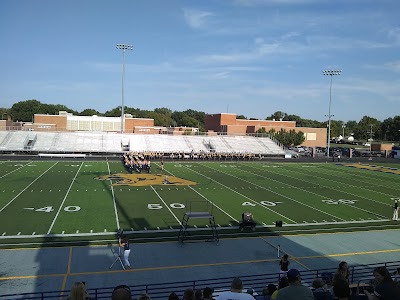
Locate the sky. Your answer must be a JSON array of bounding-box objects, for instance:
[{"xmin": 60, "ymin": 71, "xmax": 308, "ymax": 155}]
[{"xmin": 0, "ymin": 0, "xmax": 399, "ymax": 122}]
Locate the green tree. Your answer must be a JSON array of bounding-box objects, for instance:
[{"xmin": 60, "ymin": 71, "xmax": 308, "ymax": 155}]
[
  {"xmin": 380, "ymin": 116, "xmax": 400, "ymax": 141},
  {"xmin": 354, "ymin": 116, "xmax": 381, "ymax": 141},
  {"xmin": 0, "ymin": 108, "xmax": 10, "ymax": 120},
  {"xmin": 154, "ymin": 107, "xmax": 173, "ymax": 117},
  {"xmin": 79, "ymin": 109, "xmax": 101, "ymax": 116},
  {"xmin": 267, "ymin": 111, "xmax": 287, "ymax": 121},
  {"xmin": 272, "ymin": 128, "xmax": 304, "ymax": 147},
  {"xmin": 104, "ymin": 106, "xmax": 122, "ymax": 117},
  {"xmin": 10, "ymin": 99, "xmax": 42, "ymax": 122}
]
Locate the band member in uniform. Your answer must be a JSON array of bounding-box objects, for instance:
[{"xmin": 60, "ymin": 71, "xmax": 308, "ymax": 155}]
[
  {"xmin": 393, "ymin": 199, "xmax": 399, "ymax": 221},
  {"xmin": 160, "ymin": 160, "xmax": 164, "ymax": 172},
  {"xmin": 119, "ymin": 236, "xmax": 131, "ymax": 269}
]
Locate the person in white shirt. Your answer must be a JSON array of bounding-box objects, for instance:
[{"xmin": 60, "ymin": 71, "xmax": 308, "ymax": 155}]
[{"xmin": 216, "ymin": 278, "xmax": 255, "ymax": 300}]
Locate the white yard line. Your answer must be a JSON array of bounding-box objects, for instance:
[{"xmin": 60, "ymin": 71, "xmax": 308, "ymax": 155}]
[
  {"xmin": 184, "ymin": 164, "xmax": 296, "ymax": 223},
  {"xmin": 47, "ymin": 162, "xmax": 84, "ymax": 234},
  {"xmin": 107, "ymin": 161, "xmax": 120, "ymax": 229},
  {"xmin": 290, "ymin": 164, "xmax": 399, "ymax": 200},
  {"xmin": 150, "ymin": 185, "xmax": 182, "ymax": 225},
  {"xmin": 204, "ymin": 164, "xmax": 345, "ymax": 221},
  {"xmin": 0, "ymin": 218, "xmax": 393, "ymax": 242},
  {"xmin": 156, "ymin": 163, "xmax": 240, "ymax": 223},
  {"xmin": 246, "ymin": 164, "xmax": 388, "ymax": 219},
  {"xmin": 0, "ymin": 161, "xmax": 33, "ymax": 179},
  {"xmin": 0, "ymin": 162, "xmax": 58, "ymax": 213},
  {"xmin": 187, "ymin": 185, "xmax": 239, "ymax": 223}
]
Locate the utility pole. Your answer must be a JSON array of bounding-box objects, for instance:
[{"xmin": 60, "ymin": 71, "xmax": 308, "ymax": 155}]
[
  {"xmin": 367, "ymin": 124, "xmax": 374, "ymax": 158},
  {"xmin": 322, "ymin": 70, "xmax": 342, "ymax": 158},
  {"xmin": 116, "ymin": 44, "xmax": 133, "ymax": 134}
]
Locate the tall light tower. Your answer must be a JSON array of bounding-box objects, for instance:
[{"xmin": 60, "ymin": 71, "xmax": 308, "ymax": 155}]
[
  {"xmin": 116, "ymin": 44, "xmax": 133, "ymax": 134},
  {"xmin": 322, "ymin": 69, "xmax": 341, "ymax": 158}
]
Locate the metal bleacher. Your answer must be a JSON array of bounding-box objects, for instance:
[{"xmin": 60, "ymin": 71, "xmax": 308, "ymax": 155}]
[
  {"xmin": 0, "ymin": 131, "xmax": 284, "ymax": 156},
  {"xmin": 1, "ymin": 260, "xmax": 399, "ymax": 300}
]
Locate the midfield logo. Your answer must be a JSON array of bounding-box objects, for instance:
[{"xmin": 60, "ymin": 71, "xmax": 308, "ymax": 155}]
[{"xmin": 96, "ymin": 173, "xmax": 197, "ymax": 186}]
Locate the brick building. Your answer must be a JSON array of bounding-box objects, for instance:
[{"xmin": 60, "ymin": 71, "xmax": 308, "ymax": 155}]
[{"xmin": 204, "ymin": 113, "xmax": 327, "ymax": 147}]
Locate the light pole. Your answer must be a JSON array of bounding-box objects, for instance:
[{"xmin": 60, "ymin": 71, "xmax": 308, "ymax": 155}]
[
  {"xmin": 116, "ymin": 44, "xmax": 133, "ymax": 134},
  {"xmin": 323, "ymin": 69, "xmax": 341, "ymax": 158},
  {"xmin": 342, "ymin": 123, "xmax": 346, "ymax": 138}
]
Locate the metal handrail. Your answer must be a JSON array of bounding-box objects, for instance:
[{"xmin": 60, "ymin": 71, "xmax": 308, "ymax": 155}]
[{"xmin": 1, "ymin": 261, "xmax": 400, "ymax": 300}]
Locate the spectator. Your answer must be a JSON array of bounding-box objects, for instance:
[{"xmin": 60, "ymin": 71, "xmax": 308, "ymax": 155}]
[
  {"xmin": 67, "ymin": 282, "xmax": 90, "ymax": 300},
  {"xmin": 258, "ymin": 284, "xmax": 276, "ymax": 300},
  {"xmin": 333, "ymin": 261, "xmax": 350, "ymax": 286},
  {"xmin": 312, "ymin": 279, "xmax": 330, "ymax": 300},
  {"xmin": 168, "ymin": 292, "xmax": 180, "ymax": 300},
  {"xmin": 195, "ymin": 289, "xmax": 203, "ymax": 300},
  {"xmin": 184, "ymin": 288, "xmax": 195, "ymax": 300},
  {"xmin": 332, "ymin": 261, "xmax": 350, "ymax": 298},
  {"xmin": 216, "ymin": 278, "xmax": 255, "ymax": 300},
  {"xmin": 332, "ymin": 279, "xmax": 350, "ymax": 300},
  {"xmin": 276, "ymin": 269, "xmax": 315, "ymax": 300},
  {"xmin": 202, "ymin": 287, "xmax": 214, "ymax": 300},
  {"xmin": 112, "ymin": 285, "xmax": 132, "ymax": 300},
  {"xmin": 138, "ymin": 294, "xmax": 151, "ymax": 300},
  {"xmin": 271, "ymin": 277, "xmax": 289, "ymax": 300},
  {"xmin": 312, "ymin": 279, "xmax": 326, "ymax": 291},
  {"xmin": 279, "ymin": 254, "xmax": 290, "ymax": 276},
  {"xmin": 364, "ymin": 266, "xmax": 400, "ymax": 300}
]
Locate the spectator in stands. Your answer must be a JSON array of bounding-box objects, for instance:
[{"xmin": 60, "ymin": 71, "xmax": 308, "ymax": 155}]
[
  {"xmin": 312, "ymin": 279, "xmax": 326, "ymax": 291},
  {"xmin": 216, "ymin": 277, "xmax": 255, "ymax": 300},
  {"xmin": 202, "ymin": 287, "xmax": 214, "ymax": 300},
  {"xmin": 67, "ymin": 282, "xmax": 91, "ymax": 300},
  {"xmin": 195, "ymin": 289, "xmax": 203, "ymax": 300},
  {"xmin": 257, "ymin": 284, "xmax": 276, "ymax": 300},
  {"xmin": 168, "ymin": 292, "xmax": 180, "ymax": 300},
  {"xmin": 364, "ymin": 266, "xmax": 400, "ymax": 300},
  {"xmin": 183, "ymin": 288, "xmax": 195, "ymax": 300},
  {"xmin": 276, "ymin": 269, "xmax": 315, "ymax": 300},
  {"xmin": 138, "ymin": 293, "xmax": 151, "ymax": 300},
  {"xmin": 332, "ymin": 261, "xmax": 350, "ymax": 287},
  {"xmin": 112, "ymin": 285, "xmax": 132, "ymax": 300},
  {"xmin": 332, "ymin": 279, "xmax": 350, "ymax": 300},
  {"xmin": 311, "ymin": 279, "xmax": 330, "ymax": 300},
  {"xmin": 271, "ymin": 277, "xmax": 289, "ymax": 300},
  {"xmin": 279, "ymin": 254, "xmax": 290, "ymax": 276}
]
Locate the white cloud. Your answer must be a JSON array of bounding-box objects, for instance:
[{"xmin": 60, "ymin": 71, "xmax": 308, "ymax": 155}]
[
  {"xmin": 233, "ymin": 0, "xmax": 319, "ymax": 6},
  {"xmin": 363, "ymin": 61, "xmax": 400, "ymax": 73},
  {"xmin": 388, "ymin": 27, "xmax": 400, "ymax": 44},
  {"xmin": 182, "ymin": 8, "xmax": 214, "ymax": 29}
]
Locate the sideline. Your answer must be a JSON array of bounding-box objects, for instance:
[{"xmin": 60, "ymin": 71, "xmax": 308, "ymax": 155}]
[{"xmin": 1, "ymin": 247, "xmax": 400, "ymax": 282}]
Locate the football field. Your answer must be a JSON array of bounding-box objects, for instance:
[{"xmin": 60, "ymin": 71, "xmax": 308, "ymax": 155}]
[{"xmin": 0, "ymin": 160, "xmax": 399, "ymax": 244}]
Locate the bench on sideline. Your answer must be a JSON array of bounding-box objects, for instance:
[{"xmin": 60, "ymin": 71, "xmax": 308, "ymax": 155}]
[{"xmin": 38, "ymin": 153, "xmax": 87, "ymax": 158}]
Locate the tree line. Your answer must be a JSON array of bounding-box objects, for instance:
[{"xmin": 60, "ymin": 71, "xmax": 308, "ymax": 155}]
[{"xmin": 1, "ymin": 100, "xmax": 399, "ymax": 142}]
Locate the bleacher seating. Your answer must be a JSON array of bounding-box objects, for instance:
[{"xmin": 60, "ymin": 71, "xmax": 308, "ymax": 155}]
[
  {"xmin": 0, "ymin": 260, "xmax": 398, "ymax": 300},
  {"xmin": 0, "ymin": 131, "xmax": 285, "ymax": 157}
]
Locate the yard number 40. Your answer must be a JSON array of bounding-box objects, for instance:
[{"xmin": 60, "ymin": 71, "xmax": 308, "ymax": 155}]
[{"xmin": 34, "ymin": 206, "xmax": 81, "ymax": 212}]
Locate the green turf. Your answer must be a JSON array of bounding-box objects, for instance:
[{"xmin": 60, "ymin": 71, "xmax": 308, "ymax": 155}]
[{"xmin": 0, "ymin": 160, "xmax": 399, "ymax": 245}]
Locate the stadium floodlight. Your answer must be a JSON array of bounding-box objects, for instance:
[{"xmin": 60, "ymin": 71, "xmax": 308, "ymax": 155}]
[
  {"xmin": 322, "ymin": 69, "xmax": 342, "ymax": 158},
  {"xmin": 116, "ymin": 44, "xmax": 133, "ymax": 134}
]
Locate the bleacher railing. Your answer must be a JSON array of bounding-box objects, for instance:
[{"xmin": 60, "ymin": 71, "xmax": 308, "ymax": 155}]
[{"xmin": 1, "ymin": 260, "xmax": 399, "ymax": 300}]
